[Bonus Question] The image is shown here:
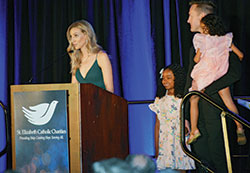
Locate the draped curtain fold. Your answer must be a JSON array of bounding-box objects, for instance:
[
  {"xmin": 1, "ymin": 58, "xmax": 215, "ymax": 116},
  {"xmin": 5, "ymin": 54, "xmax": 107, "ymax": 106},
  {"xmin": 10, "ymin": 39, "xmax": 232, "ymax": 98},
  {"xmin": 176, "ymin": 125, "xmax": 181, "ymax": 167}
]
[
  {"xmin": 119, "ymin": 0, "xmax": 155, "ymax": 100},
  {"xmin": 118, "ymin": 0, "xmax": 156, "ymax": 155},
  {"xmin": 0, "ymin": 0, "xmax": 8, "ymax": 171}
]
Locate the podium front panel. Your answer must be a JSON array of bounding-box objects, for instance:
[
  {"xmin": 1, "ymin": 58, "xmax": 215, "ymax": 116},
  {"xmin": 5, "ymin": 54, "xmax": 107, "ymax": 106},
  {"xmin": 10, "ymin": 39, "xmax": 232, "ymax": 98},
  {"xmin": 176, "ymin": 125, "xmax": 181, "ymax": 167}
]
[
  {"xmin": 11, "ymin": 84, "xmax": 81, "ymax": 173},
  {"xmin": 13, "ymin": 90, "xmax": 69, "ymax": 172},
  {"xmin": 11, "ymin": 83, "xmax": 129, "ymax": 173}
]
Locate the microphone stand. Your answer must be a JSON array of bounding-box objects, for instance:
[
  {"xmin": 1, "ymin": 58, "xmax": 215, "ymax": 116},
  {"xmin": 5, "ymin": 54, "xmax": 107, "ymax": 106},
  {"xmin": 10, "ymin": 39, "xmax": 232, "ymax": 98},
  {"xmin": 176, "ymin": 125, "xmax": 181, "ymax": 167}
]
[{"xmin": 27, "ymin": 51, "xmax": 72, "ymax": 83}]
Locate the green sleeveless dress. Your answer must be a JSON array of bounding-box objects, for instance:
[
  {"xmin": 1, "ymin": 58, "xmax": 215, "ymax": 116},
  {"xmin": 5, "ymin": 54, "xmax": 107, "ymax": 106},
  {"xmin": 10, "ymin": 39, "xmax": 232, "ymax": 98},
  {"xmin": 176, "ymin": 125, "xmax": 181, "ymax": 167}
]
[{"xmin": 75, "ymin": 60, "xmax": 106, "ymax": 90}]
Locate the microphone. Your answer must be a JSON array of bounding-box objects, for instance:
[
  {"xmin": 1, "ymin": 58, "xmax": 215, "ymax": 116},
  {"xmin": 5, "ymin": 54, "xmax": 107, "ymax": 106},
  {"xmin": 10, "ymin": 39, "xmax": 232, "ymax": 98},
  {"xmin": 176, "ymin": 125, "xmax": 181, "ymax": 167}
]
[
  {"xmin": 68, "ymin": 50, "xmax": 74, "ymax": 54},
  {"xmin": 27, "ymin": 50, "xmax": 73, "ymax": 83}
]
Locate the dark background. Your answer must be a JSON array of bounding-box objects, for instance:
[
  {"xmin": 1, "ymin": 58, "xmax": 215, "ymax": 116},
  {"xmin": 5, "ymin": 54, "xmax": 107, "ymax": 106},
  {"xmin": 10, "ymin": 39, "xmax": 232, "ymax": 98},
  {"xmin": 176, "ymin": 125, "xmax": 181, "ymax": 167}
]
[{"xmin": 5, "ymin": 0, "xmax": 250, "ymax": 96}]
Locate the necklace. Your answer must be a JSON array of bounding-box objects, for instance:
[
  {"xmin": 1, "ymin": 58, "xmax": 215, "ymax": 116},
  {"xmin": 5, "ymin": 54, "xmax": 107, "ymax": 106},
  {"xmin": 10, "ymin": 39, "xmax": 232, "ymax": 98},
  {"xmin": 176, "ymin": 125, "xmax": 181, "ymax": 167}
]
[{"xmin": 81, "ymin": 53, "xmax": 91, "ymax": 63}]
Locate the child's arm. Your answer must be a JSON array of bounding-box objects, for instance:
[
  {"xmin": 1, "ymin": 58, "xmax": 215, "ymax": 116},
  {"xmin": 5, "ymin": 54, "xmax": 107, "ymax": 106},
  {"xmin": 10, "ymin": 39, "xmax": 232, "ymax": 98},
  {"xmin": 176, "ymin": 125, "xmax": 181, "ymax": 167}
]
[
  {"xmin": 231, "ymin": 43, "xmax": 244, "ymax": 61},
  {"xmin": 194, "ymin": 48, "xmax": 201, "ymax": 63}
]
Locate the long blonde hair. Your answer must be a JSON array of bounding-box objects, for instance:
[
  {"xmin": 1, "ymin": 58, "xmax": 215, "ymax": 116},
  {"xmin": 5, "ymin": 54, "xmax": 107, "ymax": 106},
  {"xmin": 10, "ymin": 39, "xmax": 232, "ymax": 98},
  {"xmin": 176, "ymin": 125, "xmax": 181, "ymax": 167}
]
[{"xmin": 66, "ymin": 20, "xmax": 102, "ymax": 74}]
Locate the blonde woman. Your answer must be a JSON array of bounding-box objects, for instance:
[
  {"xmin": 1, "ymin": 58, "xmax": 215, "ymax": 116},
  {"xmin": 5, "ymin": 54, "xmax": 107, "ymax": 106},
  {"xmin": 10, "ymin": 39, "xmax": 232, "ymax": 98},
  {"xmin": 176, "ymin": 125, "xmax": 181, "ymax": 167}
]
[{"xmin": 66, "ymin": 20, "xmax": 114, "ymax": 93}]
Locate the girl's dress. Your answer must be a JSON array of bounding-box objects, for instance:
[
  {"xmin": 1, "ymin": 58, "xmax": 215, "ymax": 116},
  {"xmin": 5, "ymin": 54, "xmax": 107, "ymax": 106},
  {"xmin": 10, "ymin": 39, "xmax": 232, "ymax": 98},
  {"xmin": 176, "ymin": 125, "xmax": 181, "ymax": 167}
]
[
  {"xmin": 149, "ymin": 94, "xmax": 195, "ymax": 170},
  {"xmin": 190, "ymin": 32, "xmax": 233, "ymax": 91}
]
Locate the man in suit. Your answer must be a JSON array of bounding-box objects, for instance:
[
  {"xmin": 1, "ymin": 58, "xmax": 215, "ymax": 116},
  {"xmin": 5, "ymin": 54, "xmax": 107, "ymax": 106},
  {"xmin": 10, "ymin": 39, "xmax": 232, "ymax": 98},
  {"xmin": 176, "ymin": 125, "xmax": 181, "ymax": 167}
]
[{"xmin": 185, "ymin": 0, "xmax": 241, "ymax": 172}]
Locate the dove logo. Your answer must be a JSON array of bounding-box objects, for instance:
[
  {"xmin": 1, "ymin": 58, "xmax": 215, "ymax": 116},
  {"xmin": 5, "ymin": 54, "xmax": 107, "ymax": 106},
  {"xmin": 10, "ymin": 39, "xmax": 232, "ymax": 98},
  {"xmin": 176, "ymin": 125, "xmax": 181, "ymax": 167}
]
[{"xmin": 22, "ymin": 100, "xmax": 59, "ymax": 125}]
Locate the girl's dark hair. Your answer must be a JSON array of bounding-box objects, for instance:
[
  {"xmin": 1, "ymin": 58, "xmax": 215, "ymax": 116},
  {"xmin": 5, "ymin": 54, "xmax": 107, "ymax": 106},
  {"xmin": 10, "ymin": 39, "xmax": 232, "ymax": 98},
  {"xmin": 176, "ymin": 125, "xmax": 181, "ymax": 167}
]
[
  {"xmin": 201, "ymin": 14, "xmax": 226, "ymax": 36},
  {"xmin": 156, "ymin": 64, "xmax": 186, "ymax": 99}
]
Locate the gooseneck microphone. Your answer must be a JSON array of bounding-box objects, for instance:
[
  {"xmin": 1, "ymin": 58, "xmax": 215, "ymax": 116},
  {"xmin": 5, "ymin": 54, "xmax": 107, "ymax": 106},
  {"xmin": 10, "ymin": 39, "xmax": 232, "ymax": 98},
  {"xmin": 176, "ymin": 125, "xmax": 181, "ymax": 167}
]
[{"xmin": 27, "ymin": 50, "xmax": 74, "ymax": 83}]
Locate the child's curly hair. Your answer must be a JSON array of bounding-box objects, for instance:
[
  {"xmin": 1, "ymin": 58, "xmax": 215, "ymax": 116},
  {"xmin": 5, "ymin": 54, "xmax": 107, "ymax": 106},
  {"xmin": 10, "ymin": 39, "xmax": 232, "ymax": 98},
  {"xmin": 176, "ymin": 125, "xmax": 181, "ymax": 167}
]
[
  {"xmin": 156, "ymin": 64, "xmax": 186, "ymax": 98},
  {"xmin": 201, "ymin": 14, "xmax": 226, "ymax": 36}
]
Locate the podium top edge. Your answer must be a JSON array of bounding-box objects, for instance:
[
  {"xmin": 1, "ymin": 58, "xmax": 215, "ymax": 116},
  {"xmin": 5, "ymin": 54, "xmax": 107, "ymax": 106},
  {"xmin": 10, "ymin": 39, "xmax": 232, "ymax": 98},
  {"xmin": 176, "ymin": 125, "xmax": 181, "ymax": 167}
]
[{"xmin": 10, "ymin": 83, "xmax": 79, "ymax": 92}]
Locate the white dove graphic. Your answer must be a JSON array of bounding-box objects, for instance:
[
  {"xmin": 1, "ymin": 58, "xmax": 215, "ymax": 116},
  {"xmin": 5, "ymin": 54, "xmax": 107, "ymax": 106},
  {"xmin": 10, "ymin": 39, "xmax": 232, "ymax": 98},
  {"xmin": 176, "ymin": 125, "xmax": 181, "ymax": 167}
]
[{"xmin": 22, "ymin": 100, "xmax": 59, "ymax": 125}]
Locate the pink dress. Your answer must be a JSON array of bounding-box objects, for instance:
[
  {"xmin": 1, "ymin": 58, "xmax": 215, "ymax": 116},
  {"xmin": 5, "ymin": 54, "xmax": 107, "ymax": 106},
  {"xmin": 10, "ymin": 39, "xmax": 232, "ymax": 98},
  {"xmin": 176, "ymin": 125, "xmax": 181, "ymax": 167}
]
[{"xmin": 190, "ymin": 33, "xmax": 233, "ymax": 91}]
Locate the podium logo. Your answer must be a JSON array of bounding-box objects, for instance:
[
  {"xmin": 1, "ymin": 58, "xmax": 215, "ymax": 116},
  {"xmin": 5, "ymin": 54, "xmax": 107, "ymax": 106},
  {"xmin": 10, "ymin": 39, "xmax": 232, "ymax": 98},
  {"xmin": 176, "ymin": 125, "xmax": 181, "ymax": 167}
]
[{"xmin": 22, "ymin": 100, "xmax": 59, "ymax": 125}]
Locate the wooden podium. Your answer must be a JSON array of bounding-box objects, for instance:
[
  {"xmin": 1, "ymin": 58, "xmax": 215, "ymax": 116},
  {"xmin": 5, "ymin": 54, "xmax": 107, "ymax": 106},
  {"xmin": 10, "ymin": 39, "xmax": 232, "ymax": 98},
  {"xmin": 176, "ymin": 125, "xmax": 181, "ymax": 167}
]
[{"xmin": 10, "ymin": 83, "xmax": 129, "ymax": 172}]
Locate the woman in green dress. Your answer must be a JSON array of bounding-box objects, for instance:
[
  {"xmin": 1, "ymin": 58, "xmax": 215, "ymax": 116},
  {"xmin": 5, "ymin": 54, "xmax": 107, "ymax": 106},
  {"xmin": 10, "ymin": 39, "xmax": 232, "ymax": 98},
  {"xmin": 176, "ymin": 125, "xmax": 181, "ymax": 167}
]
[{"xmin": 66, "ymin": 20, "xmax": 114, "ymax": 93}]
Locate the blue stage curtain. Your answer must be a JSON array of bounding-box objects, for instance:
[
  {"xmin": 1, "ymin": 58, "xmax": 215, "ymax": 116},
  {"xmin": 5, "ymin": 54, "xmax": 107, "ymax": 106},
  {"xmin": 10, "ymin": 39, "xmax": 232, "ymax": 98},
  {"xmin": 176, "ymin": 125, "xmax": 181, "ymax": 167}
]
[
  {"xmin": 163, "ymin": 0, "xmax": 172, "ymax": 66},
  {"xmin": 118, "ymin": 0, "xmax": 156, "ymax": 101},
  {"xmin": 118, "ymin": 0, "xmax": 156, "ymax": 155},
  {"xmin": 0, "ymin": 0, "xmax": 7, "ymax": 171},
  {"xmin": 13, "ymin": 0, "xmax": 22, "ymax": 84},
  {"xmin": 116, "ymin": 0, "xmax": 172, "ymax": 155}
]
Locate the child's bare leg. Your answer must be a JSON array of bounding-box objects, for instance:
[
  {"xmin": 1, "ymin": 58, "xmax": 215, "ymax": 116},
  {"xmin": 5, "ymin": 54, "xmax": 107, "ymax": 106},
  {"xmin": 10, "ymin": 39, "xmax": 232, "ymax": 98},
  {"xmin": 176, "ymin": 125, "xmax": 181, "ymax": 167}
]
[
  {"xmin": 187, "ymin": 95, "xmax": 201, "ymax": 144},
  {"xmin": 190, "ymin": 95, "xmax": 200, "ymax": 134},
  {"xmin": 218, "ymin": 87, "xmax": 246, "ymax": 145},
  {"xmin": 218, "ymin": 87, "xmax": 241, "ymax": 128}
]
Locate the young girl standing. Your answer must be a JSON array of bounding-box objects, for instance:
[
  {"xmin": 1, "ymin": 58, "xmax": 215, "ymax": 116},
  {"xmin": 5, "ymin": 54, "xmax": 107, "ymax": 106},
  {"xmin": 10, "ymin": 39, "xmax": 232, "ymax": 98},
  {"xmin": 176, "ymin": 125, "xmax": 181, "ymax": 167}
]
[
  {"xmin": 187, "ymin": 14, "xmax": 246, "ymax": 145},
  {"xmin": 149, "ymin": 64, "xmax": 195, "ymax": 173}
]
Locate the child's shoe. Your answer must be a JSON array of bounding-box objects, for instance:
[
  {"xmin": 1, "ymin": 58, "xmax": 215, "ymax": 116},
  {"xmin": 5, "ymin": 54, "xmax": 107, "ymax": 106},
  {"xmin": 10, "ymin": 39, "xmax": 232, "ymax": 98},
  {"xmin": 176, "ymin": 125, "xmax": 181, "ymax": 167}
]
[
  {"xmin": 187, "ymin": 130, "xmax": 201, "ymax": 145},
  {"xmin": 237, "ymin": 128, "xmax": 247, "ymax": 145}
]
